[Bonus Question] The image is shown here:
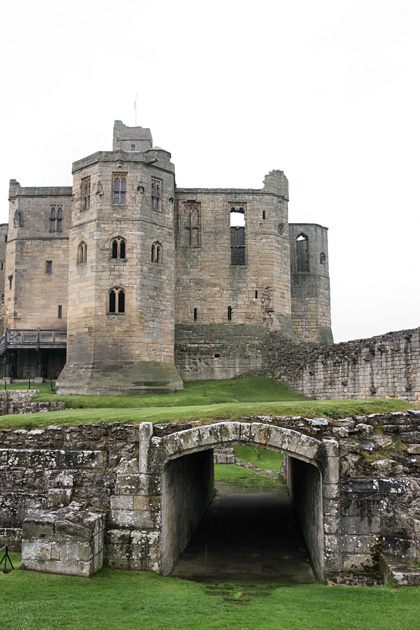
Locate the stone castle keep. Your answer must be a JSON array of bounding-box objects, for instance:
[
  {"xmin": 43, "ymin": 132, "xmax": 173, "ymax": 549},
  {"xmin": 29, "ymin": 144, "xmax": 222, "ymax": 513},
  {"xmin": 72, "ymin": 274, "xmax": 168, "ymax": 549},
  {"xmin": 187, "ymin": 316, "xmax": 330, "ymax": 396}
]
[{"xmin": 1, "ymin": 120, "xmax": 332, "ymax": 393}]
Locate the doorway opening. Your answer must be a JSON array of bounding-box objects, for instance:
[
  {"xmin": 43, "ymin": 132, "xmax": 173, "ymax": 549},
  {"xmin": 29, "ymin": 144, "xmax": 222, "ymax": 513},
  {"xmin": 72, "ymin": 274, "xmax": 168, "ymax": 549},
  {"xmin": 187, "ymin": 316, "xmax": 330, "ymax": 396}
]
[{"xmin": 164, "ymin": 445, "xmax": 322, "ymax": 584}]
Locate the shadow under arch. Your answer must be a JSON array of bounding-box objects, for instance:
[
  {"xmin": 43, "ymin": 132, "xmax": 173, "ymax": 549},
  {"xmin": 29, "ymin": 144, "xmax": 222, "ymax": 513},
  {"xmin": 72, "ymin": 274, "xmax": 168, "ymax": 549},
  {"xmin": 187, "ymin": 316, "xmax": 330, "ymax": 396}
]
[{"xmin": 155, "ymin": 422, "xmax": 338, "ymax": 580}]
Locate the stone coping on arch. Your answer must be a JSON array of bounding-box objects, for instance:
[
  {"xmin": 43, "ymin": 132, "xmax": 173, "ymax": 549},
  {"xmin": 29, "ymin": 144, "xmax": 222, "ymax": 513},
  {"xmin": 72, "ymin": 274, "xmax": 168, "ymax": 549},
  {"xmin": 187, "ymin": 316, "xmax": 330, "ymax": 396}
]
[{"xmin": 146, "ymin": 421, "xmax": 339, "ymax": 475}]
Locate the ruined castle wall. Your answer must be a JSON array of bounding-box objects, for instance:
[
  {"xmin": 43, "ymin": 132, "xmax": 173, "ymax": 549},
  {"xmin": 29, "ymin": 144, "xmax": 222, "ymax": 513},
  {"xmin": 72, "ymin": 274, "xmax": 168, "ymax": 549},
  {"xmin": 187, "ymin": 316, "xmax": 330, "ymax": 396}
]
[
  {"xmin": 175, "ymin": 323, "xmax": 268, "ymax": 381},
  {"xmin": 4, "ymin": 182, "xmax": 71, "ymax": 331},
  {"xmin": 1, "ymin": 416, "xmax": 420, "ymax": 579},
  {"xmin": 268, "ymin": 328, "xmax": 420, "ymax": 401},
  {"xmin": 175, "ymin": 175, "xmax": 292, "ymax": 333},
  {"xmin": 289, "ymin": 223, "xmax": 333, "ymax": 345}
]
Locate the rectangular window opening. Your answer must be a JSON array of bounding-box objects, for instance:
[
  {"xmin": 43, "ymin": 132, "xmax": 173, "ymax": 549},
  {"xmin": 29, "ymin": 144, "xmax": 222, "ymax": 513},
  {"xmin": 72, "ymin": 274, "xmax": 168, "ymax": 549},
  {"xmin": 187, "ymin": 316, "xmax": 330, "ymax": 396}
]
[
  {"xmin": 227, "ymin": 306, "xmax": 232, "ymax": 321},
  {"xmin": 255, "ymin": 290, "xmax": 258, "ymax": 299},
  {"xmin": 262, "ymin": 211, "xmax": 266, "ymax": 220},
  {"xmin": 230, "ymin": 205, "xmax": 246, "ymax": 265},
  {"xmin": 8, "ymin": 275, "xmax": 12, "ymax": 290},
  {"xmin": 46, "ymin": 261, "xmax": 52, "ymax": 274},
  {"xmin": 58, "ymin": 305, "xmax": 62, "ymax": 319},
  {"xmin": 193, "ymin": 308, "xmax": 198, "ymax": 321}
]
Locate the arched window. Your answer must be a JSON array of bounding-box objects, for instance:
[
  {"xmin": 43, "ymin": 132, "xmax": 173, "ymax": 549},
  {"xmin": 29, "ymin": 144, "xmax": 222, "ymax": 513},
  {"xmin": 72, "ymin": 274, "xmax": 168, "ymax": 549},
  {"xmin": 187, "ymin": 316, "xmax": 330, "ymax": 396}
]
[
  {"xmin": 111, "ymin": 237, "xmax": 126, "ymax": 259},
  {"xmin": 151, "ymin": 178, "xmax": 161, "ymax": 210},
  {"xmin": 109, "ymin": 287, "xmax": 125, "ymax": 313},
  {"xmin": 151, "ymin": 241, "xmax": 163, "ymax": 263},
  {"xmin": 57, "ymin": 207, "xmax": 63, "ymax": 232},
  {"xmin": 50, "ymin": 207, "xmax": 56, "ymax": 232},
  {"xmin": 296, "ymin": 233, "xmax": 309, "ymax": 272},
  {"xmin": 78, "ymin": 241, "xmax": 87, "ymax": 264}
]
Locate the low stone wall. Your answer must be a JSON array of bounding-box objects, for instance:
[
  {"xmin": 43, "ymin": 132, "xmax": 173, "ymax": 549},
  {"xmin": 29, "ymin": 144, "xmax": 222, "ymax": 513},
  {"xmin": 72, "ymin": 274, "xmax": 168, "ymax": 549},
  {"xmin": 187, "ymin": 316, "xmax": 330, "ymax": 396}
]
[
  {"xmin": 2, "ymin": 414, "xmax": 420, "ymax": 580},
  {"xmin": 0, "ymin": 390, "xmax": 66, "ymax": 415},
  {"xmin": 267, "ymin": 327, "xmax": 420, "ymax": 401}
]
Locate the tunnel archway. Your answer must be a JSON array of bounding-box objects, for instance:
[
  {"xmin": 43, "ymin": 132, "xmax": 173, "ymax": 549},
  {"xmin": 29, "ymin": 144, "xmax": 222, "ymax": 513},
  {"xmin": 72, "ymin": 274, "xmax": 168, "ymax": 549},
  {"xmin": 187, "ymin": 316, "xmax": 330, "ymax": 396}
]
[{"xmin": 157, "ymin": 422, "xmax": 337, "ymax": 580}]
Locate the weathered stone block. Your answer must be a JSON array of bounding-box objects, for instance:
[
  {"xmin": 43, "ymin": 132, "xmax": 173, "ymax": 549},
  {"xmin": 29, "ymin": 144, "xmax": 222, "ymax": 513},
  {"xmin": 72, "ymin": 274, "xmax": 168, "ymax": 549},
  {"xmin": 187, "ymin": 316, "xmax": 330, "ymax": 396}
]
[{"xmin": 22, "ymin": 506, "xmax": 104, "ymax": 577}]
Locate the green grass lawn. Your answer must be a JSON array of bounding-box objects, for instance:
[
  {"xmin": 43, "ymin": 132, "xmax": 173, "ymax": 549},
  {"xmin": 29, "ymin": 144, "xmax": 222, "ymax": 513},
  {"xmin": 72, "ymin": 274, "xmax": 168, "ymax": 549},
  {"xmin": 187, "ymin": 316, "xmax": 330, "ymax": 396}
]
[
  {"xmin": 0, "ymin": 376, "xmax": 415, "ymax": 428},
  {"xmin": 2, "ymin": 555, "xmax": 420, "ymax": 630},
  {"xmin": 234, "ymin": 445, "xmax": 284, "ymax": 471},
  {"xmin": 214, "ymin": 464, "xmax": 281, "ymax": 488}
]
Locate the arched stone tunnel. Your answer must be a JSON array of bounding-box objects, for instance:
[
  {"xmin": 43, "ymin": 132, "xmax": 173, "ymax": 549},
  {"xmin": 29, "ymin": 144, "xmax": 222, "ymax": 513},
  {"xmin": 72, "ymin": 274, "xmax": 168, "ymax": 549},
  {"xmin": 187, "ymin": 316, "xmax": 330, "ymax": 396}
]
[
  {"xmin": 147, "ymin": 422, "xmax": 338, "ymax": 579},
  {"xmin": 10, "ymin": 413, "xmax": 420, "ymax": 584}
]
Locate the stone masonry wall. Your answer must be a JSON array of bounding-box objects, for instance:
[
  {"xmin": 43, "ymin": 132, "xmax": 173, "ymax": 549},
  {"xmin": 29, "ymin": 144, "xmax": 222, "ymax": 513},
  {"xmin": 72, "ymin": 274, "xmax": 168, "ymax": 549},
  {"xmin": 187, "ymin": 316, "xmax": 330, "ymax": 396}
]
[
  {"xmin": 2, "ymin": 414, "xmax": 420, "ymax": 581},
  {"xmin": 175, "ymin": 173, "xmax": 294, "ymax": 336},
  {"xmin": 5, "ymin": 181, "xmax": 71, "ymax": 331},
  {"xmin": 0, "ymin": 390, "xmax": 65, "ymax": 416},
  {"xmin": 267, "ymin": 328, "xmax": 420, "ymax": 402}
]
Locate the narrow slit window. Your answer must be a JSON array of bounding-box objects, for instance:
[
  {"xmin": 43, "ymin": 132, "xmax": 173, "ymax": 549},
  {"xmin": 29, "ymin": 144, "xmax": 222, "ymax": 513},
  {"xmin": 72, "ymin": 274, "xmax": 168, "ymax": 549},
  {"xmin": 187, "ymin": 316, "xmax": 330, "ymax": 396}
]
[
  {"xmin": 57, "ymin": 208, "xmax": 63, "ymax": 232},
  {"xmin": 227, "ymin": 306, "xmax": 232, "ymax": 321},
  {"xmin": 81, "ymin": 177, "xmax": 91, "ymax": 211},
  {"xmin": 58, "ymin": 305, "xmax": 62, "ymax": 319},
  {"xmin": 193, "ymin": 308, "xmax": 197, "ymax": 321},
  {"xmin": 45, "ymin": 261, "xmax": 52, "ymax": 274},
  {"xmin": 50, "ymin": 207, "xmax": 56, "ymax": 232}
]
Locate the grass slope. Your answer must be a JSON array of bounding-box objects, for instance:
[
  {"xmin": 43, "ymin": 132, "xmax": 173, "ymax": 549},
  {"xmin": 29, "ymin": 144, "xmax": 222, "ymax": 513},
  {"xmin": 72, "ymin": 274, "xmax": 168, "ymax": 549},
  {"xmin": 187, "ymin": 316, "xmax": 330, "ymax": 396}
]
[
  {"xmin": 0, "ymin": 376, "xmax": 414, "ymax": 428},
  {"xmin": 2, "ymin": 556, "xmax": 420, "ymax": 630}
]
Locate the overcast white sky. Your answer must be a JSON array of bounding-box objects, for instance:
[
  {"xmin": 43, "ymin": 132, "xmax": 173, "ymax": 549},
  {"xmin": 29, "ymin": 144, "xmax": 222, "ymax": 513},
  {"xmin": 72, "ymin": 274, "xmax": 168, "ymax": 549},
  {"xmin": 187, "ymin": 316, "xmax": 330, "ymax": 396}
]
[{"xmin": 1, "ymin": 0, "xmax": 419, "ymax": 343}]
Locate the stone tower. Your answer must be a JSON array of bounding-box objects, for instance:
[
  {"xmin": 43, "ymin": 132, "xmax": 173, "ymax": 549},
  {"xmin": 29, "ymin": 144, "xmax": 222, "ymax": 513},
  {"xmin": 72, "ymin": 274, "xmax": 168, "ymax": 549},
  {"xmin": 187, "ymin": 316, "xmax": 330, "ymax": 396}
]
[
  {"xmin": 289, "ymin": 223, "xmax": 333, "ymax": 345},
  {"xmin": 56, "ymin": 122, "xmax": 183, "ymax": 394}
]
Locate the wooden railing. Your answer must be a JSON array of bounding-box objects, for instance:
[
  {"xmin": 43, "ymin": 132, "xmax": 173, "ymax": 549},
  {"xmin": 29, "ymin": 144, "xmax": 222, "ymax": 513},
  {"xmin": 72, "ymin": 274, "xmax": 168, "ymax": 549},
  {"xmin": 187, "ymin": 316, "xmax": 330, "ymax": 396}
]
[{"xmin": 0, "ymin": 328, "xmax": 67, "ymax": 355}]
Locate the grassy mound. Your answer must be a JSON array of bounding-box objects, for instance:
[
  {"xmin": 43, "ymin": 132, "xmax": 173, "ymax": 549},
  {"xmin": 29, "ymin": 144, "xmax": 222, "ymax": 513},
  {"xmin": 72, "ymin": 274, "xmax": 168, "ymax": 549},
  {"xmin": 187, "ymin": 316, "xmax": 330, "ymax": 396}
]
[{"xmin": 0, "ymin": 376, "xmax": 415, "ymax": 428}]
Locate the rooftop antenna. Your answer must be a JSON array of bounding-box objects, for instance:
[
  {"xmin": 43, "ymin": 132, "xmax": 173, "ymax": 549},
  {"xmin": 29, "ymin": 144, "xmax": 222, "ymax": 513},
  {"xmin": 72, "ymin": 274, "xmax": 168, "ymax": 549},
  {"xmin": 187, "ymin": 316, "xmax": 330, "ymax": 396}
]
[{"xmin": 134, "ymin": 94, "xmax": 137, "ymax": 126}]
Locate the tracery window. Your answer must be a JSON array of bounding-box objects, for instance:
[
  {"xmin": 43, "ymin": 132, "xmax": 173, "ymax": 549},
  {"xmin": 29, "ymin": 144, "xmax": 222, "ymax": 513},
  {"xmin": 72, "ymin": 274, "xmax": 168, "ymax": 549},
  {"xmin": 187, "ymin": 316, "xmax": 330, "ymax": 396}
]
[
  {"xmin": 109, "ymin": 287, "xmax": 125, "ymax": 313},
  {"xmin": 111, "ymin": 237, "xmax": 126, "ymax": 259},
  {"xmin": 50, "ymin": 206, "xmax": 63, "ymax": 232},
  {"xmin": 183, "ymin": 202, "xmax": 201, "ymax": 246},
  {"xmin": 151, "ymin": 178, "xmax": 161, "ymax": 210},
  {"xmin": 113, "ymin": 174, "xmax": 127, "ymax": 204},
  {"xmin": 81, "ymin": 177, "xmax": 91, "ymax": 211},
  {"xmin": 78, "ymin": 241, "xmax": 87, "ymax": 264},
  {"xmin": 151, "ymin": 241, "xmax": 163, "ymax": 263}
]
